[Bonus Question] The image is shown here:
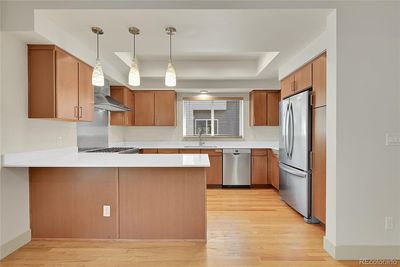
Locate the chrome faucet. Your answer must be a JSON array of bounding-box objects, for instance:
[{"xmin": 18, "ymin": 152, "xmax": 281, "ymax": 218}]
[{"xmin": 198, "ymin": 128, "xmax": 205, "ymax": 146}]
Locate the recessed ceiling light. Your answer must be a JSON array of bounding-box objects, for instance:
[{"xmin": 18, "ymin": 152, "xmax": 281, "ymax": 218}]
[{"xmin": 200, "ymin": 90, "xmax": 208, "ymax": 94}]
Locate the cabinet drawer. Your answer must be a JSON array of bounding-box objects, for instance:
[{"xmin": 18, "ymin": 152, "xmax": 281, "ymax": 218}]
[
  {"xmin": 201, "ymin": 149, "xmax": 222, "ymax": 156},
  {"xmin": 179, "ymin": 149, "xmax": 201, "ymax": 154},
  {"xmin": 251, "ymin": 149, "xmax": 268, "ymax": 156}
]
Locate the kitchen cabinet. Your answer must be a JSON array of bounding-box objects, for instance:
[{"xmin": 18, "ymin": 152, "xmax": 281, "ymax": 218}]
[
  {"xmin": 201, "ymin": 149, "xmax": 222, "ymax": 186},
  {"xmin": 133, "ymin": 90, "xmax": 176, "ymax": 126},
  {"xmin": 294, "ymin": 63, "xmax": 312, "ymax": 93},
  {"xmin": 157, "ymin": 149, "xmax": 179, "ymax": 154},
  {"xmin": 28, "ymin": 45, "xmax": 93, "ymax": 121},
  {"xmin": 141, "ymin": 149, "xmax": 158, "ymax": 154},
  {"xmin": 155, "ymin": 91, "xmax": 177, "ymax": 126},
  {"xmin": 312, "ymin": 106, "xmax": 326, "ymax": 224},
  {"xmin": 29, "ymin": 167, "xmax": 119, "ymax": 239},
  {"xmin": 312, "ymin": 53, "xmax": 327, "ymax": 108},
  {"xmin": 251, "ymin": 149, "xmax": 269, "ymax": 185},
  {"xmin": 269, "ymin": 150, "xmax": 280, "ymax": 190},
  {"xmin": 110, "ymin": 86, "xmax": 134, "ymax": 126},
  {"xmin": 179, "ymin": 149, "xmax": 201, "ymax": 154},
  {"xmin": 134, "ymin": 91, "xmax": 155, "ymax": 126},
  {"xmin": 280, "ymin": 75, "xmax": 295, "ymax": 100},
  {"xmin": 249, "ymin": 90, "xmax": 280, "ymax": 126}
]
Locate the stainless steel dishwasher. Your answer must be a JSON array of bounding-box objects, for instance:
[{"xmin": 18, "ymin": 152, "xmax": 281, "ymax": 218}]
[{"xmin": 222, "ymin": 149, "xmax": 251, "ymax": 187}]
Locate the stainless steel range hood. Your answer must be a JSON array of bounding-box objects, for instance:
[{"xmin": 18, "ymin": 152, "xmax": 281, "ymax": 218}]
[
  {"xmin": 94, "ymin": 94, "xmax": 130, "ymax": 112},
  {"xmin": 94, "ymin": 80, "xmax": 130, "ymax": 112}
]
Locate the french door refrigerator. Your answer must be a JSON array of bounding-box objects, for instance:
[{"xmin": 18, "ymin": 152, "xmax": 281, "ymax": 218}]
[{"xmin": 279, "ymin": 90, "xmax": 318, "ymax": 223}]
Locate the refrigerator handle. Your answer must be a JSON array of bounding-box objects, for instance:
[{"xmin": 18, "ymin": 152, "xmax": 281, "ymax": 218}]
[
  {"xmin": 279, "ymin": 163, "xmax": 307, "ymax": 178},
  {"xmin": 289, "ymin": 102, "xmax": 295, "ymax": 158},
  {"xmin": 284, "ymin": 104, "xmax": 290, "ymax": 157}
]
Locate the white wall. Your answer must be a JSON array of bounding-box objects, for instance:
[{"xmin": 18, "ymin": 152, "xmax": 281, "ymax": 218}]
[
  {"xmin": 0, "ymin": 33, "xmax": 77, "ymax": 257},
  {"xmin": 122, "ymin": 92, "xmax": 279, "ymax": 142}
]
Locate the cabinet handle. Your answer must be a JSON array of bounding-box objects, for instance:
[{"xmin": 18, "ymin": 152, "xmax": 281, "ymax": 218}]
[
  {"xmin": 79, "ymin": 107, "xmax": 83, "ymax": 118},
  {"xmin": 74, "ymin": 106, "xmax": 78, "ymax": 118}
]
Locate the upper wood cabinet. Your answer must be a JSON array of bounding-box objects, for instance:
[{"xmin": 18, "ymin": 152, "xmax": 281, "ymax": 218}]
[
  {"xmin": 280, "ymin": 75, "xmax": 295, "ymax": 100},
  {"xmin": 134, "ymin": 91, "xmax": 155, "ymax": 126},
  {"xmin": 294, "ymin": 63, "xmax": 312, "ymax": 93},
  {"xmin": 28, "ymin": 45, "xmax": 93, "ymax": 121},
  {"xmin": 155, "ymin": 91, "xmax": 177, "ymax": 126},
  {"xmin": 249, "ymin": 90, "xmax": 280, "ymax": 126},
  {"xmin": 312, "ymin": 53, "xmax": 327, "ymax": 108},
  {"xmin": 110, "ymin": 86, "xmax": 134, "ymax": 126},
  {"xmin": 134, "ymin": 90, "xmax": 176, "ymax": 126}
]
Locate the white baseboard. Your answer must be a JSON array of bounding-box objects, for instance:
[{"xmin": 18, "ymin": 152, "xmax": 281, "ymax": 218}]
[
  {"xmin": 324, "ymin": 236, "xmax": 400, "ymax": 260},
  {"xmin": 0, "ymin": 230, "xmax": 31, "ymax": 260}
]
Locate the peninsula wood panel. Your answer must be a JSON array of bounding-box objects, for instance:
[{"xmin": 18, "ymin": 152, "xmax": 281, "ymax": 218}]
[
  {"xmin": 201, "ymin": 149, "xmax": 222, "ymax": 185},
  {"xmin": 78, "ymin": 62, "xmax": 94, "ymax": 121},
  {"xmin": 179, "ymin": 149, "xmax": 201, "ymax": 154},
  {"xmin": 312, "ymin": 53, "xmax": 327, "ymax": 108},
  {"xmin": 250, "ymin": 91, "xmax": 267, "ymax": 126},
  {"xmin": 294, "ymin": 63, "xmax": 312, "ymax": 93},
  {"xmin": 134, "ymin": 91, "xmax": 155, "ymax": 126},
  {"xmin": 29, "ymin": 168, "xmax": 119, "ymax": 239},
  {"xmin": 119, "ymin": 168, "xmax": 207, "ymax": 240},
  {"xmin": 154, "ymin": 91, "xmax": 176, "ymax": 126},
  {"xmin": 55, "ymin": 49, "xmax": 79, "ymax": 120},
  {"xmin": 312, "ymin": 107, "xmax": 326, "ymax": 224},
  {"xmin": 280, "ymin": 74, "xmax": 294, "ymax": 99}
]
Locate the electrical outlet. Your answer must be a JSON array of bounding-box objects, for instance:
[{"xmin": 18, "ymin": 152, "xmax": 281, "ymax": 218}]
[
  {"xmin": 385, "ymin": 133, "xmax": 400, "ymax": 146},
  {"xmin": 385, "ymin": 216, "xmax": 394, "ymax": 231},
  {"xmin": 103, "ymin": 205, "xmax": 110, "ymax": 217}
]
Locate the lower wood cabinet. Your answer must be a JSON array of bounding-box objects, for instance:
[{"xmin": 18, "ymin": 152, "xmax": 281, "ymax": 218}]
[
  {"xmin": 157, "ymin": 149, "xmax": 179, "ymax": 154},
  {"xmin": 312, "ymin": 106, "xmax": 326, "ymax": 224},
  {"xmin": 251, "ymin": 149, "xmax": 269, "ymax": 185},
  {"xmin": 29, "ymin": 168, "xmax": 119, "ymax": 239},
  {"xmin": 201, "ymin": 149, "xmax": 222, "ymax": 186},
  {"xmin": 140, "ymin": 149, "xmax": 158, "ymax": 154},
  {"xmin": 269, "ymin": 151, "xmax": 280, "ymax": 190}
]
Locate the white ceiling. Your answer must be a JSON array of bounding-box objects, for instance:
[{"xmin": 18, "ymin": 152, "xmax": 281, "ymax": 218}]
[{"xmin": 34, "ymin": 9, "xmax": 330, "ymax": 89}]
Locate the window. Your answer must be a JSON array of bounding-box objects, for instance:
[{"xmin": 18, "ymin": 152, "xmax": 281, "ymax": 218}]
[{"xmin": 183, "ymin": 98, "xmax": 243, "ymax": 137}]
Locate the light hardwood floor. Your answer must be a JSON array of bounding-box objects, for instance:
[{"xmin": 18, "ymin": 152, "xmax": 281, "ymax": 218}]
[{"xmin": 1, "ymin": 189, "xmax": 358, "ymax": 266}]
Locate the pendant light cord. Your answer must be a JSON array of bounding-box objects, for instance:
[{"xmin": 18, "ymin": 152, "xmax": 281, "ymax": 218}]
[
  {"xmin": 169, "ymin": 32, "xmax": 172, "ymax": 61},
  {"xmin": 96, "ymin": 33, "xmax": 100, "ymax": 60},
  {"xmin": 133, "ymin": 34, "xmax": 136, "ymax": 59}
]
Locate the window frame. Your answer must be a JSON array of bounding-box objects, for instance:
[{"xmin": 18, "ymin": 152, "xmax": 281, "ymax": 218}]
[{"xmin": 182, "ymin": 97, "xmax": 244, "ymax": 138}]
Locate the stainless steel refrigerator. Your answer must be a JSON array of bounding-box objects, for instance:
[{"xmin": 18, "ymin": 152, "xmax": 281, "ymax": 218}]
[{"xmin": 279, "ymin": 90, "xmax": 318, "ymax": 223}]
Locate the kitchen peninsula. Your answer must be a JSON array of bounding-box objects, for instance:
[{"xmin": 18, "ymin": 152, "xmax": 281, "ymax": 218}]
[{"xmin": 3, "ymin": 150, "xmax": 209, "ymax": 241}]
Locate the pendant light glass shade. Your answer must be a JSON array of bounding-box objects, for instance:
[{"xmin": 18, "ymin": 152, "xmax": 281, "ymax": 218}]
[
  {"xmin": 91, "ymin": 27, "xmax": 104, "ymax": 87},
  {"xmin": 92, "ymin": 59, "xmax": 105, "ymax": 86},
  {"xmin": 165, "ymin": 27, "xmax": 177, "ymax": 87},
  {"xmin": 129, "ymin": 58, "xmax": 140, "ymax": 86},
  {"xmin": 165, "ymin": 60, "xmax": 176, "ymax": 87}
]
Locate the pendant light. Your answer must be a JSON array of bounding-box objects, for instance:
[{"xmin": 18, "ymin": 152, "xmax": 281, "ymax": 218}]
[
  {"xmin": 165, "ymin": 27, "xmax": 177, "ymax": 87},
  {"xmin": 128, "ymin": 27, "xmax": 141, "ymax": 86},
  {"xmin": 91, "ymin": 27, "xmax": 105, "ymax": 87}
]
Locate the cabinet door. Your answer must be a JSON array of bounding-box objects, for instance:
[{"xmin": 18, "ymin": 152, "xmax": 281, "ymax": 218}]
[
  {"xmin": 179, "ymin": 149, "xmax": 201, "ymax": 154},
  {"xmin": 110, "ymin": 87, "xmax": 127, "ymax": 126},
  {"xmin": 280, "ymin": 75, "xmax": 294, "ymax": 100},
  {"xmin": 312, "ymin": 53, "xmax": 327, "ymax": 108},
  {"xmin": 78, "ymin": 62, "xmax": 94, "ymax": 121},
  {"xmin": 271, "ymin": 154, "xmax": 280, "ymax": 190},
  {"xmin": 294, "ymin": 63, "xmax": 312, "ymax": 92},
  {"xmin": 125, "ymin": 90, "xmax": 134, "ymax": 126},
  {"xmin": 134, "ymin": 91, "xmax": 155, "ymax": 126},
  {"xmin": 55, "ymin": 50, "xmax": 79, "ymax": 120},
  {"xmin": 202, "ymin": 150, "xmax": 222, "ymax": 185},
  {"xmin": 312, "ymin": 107, "xmax": 326, "ymax": 224},
  {"xmin": 154, "ymin": 91, "xmax": 176, "ymax": 126},
  {"xmin": 250, "ymin": 91, "xmax": 267, "ymax": 126},
  {"xmin": 266, "ymin": 92, "xmax": 280, "ymax": 126},
  {"xmin": 141, "ymin": 149, "xmax": 158, "ymax": 154},
  {"xmin": 251, "ymin": 155, "xmax": 268, "ymax": 184}
]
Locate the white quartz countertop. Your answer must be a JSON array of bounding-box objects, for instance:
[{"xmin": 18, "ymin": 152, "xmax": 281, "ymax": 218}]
[
  {"xmin": 112, "ymin": 141, "xmax": 279, "ymax": 150},
  {"xmin": 2, "ymin": 147, "xmax": 210, "ymax": 168}
]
